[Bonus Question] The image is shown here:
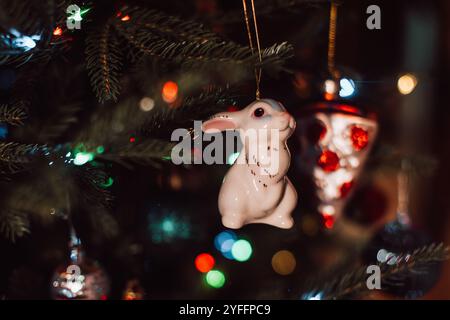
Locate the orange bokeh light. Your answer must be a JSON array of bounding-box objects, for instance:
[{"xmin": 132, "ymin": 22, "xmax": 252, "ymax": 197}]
[
  {"xmin": 53, "ymin": 27, "xmax": 63, "ymax": 36},
  {"xmin": 162, "ymin": 81, "xmax": 179, "ymax": 103},
  {"xmin": 121, "ymin": 15, "xmax": 131, "ymax": 21},
  {"xmin": 195, "ymin": 253, "xmax": 215, "ymax": 273}
]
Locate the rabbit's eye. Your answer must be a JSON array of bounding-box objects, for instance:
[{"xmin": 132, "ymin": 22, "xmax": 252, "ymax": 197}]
[{"xmin": 254, "ymin": 108, "xmax": 265, "ymax": 117}]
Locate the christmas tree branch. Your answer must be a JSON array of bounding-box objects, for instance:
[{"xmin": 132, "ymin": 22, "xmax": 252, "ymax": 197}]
[
  {"xmin": 119, "ymin": 5, "xmax": 223, "ymax": 43},
  {"xmin": 0, "ymin": 209, "xmax": 30, "ymax": 243},
  {"xmin": 0, "ymin": 101, "xmax": 28, "ymax": 126},
  {"xmin": 85, "ymin": 20, "xmax": 123, "ymax": 103},
  {"xmin": 301, "ymin": 243, "xmax": 450, "ymax": 300}
]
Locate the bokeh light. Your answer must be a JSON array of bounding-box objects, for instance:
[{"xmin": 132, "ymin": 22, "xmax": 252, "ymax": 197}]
[
  {"xmin": 322, "ymin": 213, "xmax": 335, "ymax": 229},
  {"xmin": 339, "ymin": 78, "xmax": 356, "ymax": 98},
  {"xmin": 301, "ymin": 215, "xmax": 319, "ymax": 237},
  {"xmin": 169, "ymin": 173, "xmax": 182, "ymax": 191},
  {"xmin": 121, "ymin": 15, "xmax": 130, "ymax": 22},
  {"xmin": 214, "ymin": 231, "xmax": 237, "ymax": 259},
  {"xmin": 195, "ymin": 253, "xmax": 215, "ymax": 273},
  {"xmin": 73, "ymin": 152, "xmax": 94, "ymax": 166},
  {"xmin": 162, "ymin": 81, "xmax": 178, "ymax": 103},
  {"xmin": 397, "ymin": 73, "xmax": 418, "ymax": 95},
  {"xmin": 271, "ymin": 250, "xmax": 297, "ymax": 275},
  {"xmin": 301, "ymin": 292, "xmax": 323, "ymax": 300},
  {"xmin": 139, "ymin": 97, "xmax": 155, "ymax": 112},
  {"xmin": 53, "ymin": 27, "xmax": 63, "ymax": 36},
  {"xmin": 214, "ymin": 231, "xmax": 237, "ymax": 251},
  {"xmin": 148, "ymin": 211, "xmax": 191, "ymax": 243},
  {"xmin": 205, "ymin": 270, "xmax": 225, "ymax": 288},
  {"xmin": 231, "ymin": 239, "xmax": 252, "ymax": 262},
  {"xmin": 324, "ymin": 79, "xmax": 337, "ymax": 96}
]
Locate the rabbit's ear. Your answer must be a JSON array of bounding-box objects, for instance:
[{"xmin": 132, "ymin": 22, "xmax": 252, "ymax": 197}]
[{"xmin": 202, "ymin": 116, "xmax": 237, "ymax": 133}]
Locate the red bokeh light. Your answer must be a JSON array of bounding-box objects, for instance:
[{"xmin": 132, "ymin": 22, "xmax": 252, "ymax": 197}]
[
  {"xmin": 322, "ymin": 214, "xmax": 335, "ymax": 229},
  {"xmin": 195, "ymin": 253, "xmax": 215, "ymax": 273}
]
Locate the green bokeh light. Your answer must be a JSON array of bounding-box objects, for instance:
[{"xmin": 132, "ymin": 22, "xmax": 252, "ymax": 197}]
[
  {"xmin": 73, "ymin": 152, "xmax": 94, "ymax": 166},
  {"xmin": 205, "ymin": 270, "xmax": 225, "ymax": 288},
  {"xmin": 231, "ymin": 239, "xmax": 252, "ymax": 262},
  {"xmin": 161, "ymin": 219, "xmax": 175, "ymax": 234},
  {"xmin": 99, "ymin": 177, "xmax": 114, "ymax": 188}
]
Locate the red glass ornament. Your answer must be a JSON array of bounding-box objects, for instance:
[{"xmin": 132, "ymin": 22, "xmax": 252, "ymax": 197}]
[
  {"xmin": 317, "ymin": 150, "xmax": 340, "ymax": 172},
  {"xmin": 339, "ymin": 180, "xmax": 354, "ymax": 198},
  {"xmin": 350, "ymin": 125, "xmax": 369, "ymax": 151},
  {"xmin": 306, "ymin": 120, "xmax": 327, "ymax": 144}
]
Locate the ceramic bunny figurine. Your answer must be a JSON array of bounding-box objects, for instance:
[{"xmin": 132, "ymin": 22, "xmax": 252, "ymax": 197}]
[{"xmin": 202, "ymin": 99, "xmax": 298, "ymax": 229}]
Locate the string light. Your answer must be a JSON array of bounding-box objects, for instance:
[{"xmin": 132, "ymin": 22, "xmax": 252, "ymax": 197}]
[
  {"xmin": 73, "ymin": 152, "xmax": 94, "ymax": 166},
  {"xmin": 121, "ymin": 15, "xmax": 131, "ymax": 22},
  {"xmin": 162, "ymin": 81, "xmax": 178, "ymax": 103},
  {"xmin": 195, "ymin": 253, "xmax": 215, "ymax": 273},
  {"xmin": 398, "ymin": 73, "xmax": 418, "ymax": 95},
  {"xmin": 205, "ymin": 270, "xmax": 226, "ymax": 288},
  {"xmin": 3, "ymin": 28, "xmax": 41, "ymax": 52},
  {"xmin": 53, "ymin": 27, "xmax": 63, "ymax": 36},
  {"xmin": 99, "ymin": 177, "xmax": 114, "ymax": 188}
]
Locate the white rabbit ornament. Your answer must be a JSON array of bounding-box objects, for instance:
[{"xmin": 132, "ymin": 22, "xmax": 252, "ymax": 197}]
[{"xmin": 202, "ymin": 99, "xmax": 298, "ymax": 229}]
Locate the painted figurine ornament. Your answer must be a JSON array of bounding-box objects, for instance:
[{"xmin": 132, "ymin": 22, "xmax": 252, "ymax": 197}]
[
  {"xmin": 202, "ymin": 99, "xmax": 298, "ymax": 229},
  {"xmin": 296, "ymin": 102, "xmax": 378, "ymax": 227}
]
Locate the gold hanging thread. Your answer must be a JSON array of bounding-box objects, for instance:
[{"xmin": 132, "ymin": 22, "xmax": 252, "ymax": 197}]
[
  {"xmin": 328, "ymin": 1, "xmax": 338, "ymax": 79},
  {"xmin": 242, "ymin": 0, "xmax": 263, "ymax": 100}
]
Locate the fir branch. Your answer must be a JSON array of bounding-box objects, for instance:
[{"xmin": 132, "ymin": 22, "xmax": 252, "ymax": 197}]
[
  {"xmin": 0, "ymin": 142, "xmax": 38, "ymax": 163},
  {"xmin": 0, "ymin": 101, "xmax": 28, "ymax": 125},
  {"xmin": 114, "ymin": 17, "xmax": 293, "ymax": 71},
  {"xmin": 99, "ymin": 138, "xmax": 174, "ymax": 169},
  {"xmin": 140, "ymin": 86, "xmax": 237, "ymax": 138},
  {"xmin": 119, "ymin": 5, "xmax": 223, "ymax": 43},
  {"xmin": 301, "ymin": 243, "xmax": 450, "ymax": 300},
  {"xmin": 0, "ymin": 142, "xmax": 41, "ymax": 176},
  {"xmin": 85, "ymin": 21, "xmax": 123, "ymax": 103},
  {"xmin": 0, "ymin": 209, "xmax": 30, "ymax": 243},
  {"xmin": 73, "ymin": 164, "xmax": 114, "ymax": 208}
]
